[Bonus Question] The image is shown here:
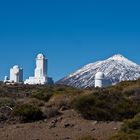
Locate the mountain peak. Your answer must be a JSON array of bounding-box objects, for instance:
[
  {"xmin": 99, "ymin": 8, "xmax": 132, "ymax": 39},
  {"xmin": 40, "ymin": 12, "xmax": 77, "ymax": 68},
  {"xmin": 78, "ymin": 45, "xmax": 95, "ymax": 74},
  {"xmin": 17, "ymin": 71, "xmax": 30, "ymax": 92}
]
[
  {"xmin": 57, "ymin": 54, "xmax": 140, "ymax": 88},
  {"xmin": 107, "ymin": 54, "xmax": 138, "ymax": 67},
  {"xmin": 108, "ymin": 54, "xmax": 127, "ymax": 61}
]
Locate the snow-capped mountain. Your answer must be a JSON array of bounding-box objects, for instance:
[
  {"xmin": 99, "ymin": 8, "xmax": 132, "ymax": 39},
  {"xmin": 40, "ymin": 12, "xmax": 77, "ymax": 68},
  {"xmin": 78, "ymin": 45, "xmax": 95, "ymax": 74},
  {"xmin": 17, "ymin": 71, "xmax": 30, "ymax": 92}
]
[{"xmin": 57, "ymin": 54, "xmax": 140, "ymax": 88}]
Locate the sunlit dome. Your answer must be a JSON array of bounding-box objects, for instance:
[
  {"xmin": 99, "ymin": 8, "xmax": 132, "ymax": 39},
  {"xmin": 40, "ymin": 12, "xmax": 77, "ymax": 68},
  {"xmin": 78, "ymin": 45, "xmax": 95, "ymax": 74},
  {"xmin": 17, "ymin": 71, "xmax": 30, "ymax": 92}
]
[
  {"xmin": 37, "ymin": 53, "xmax": 45, "ymax": 59},
  {"xmin": 13, "ymin": 65, "xmax": 19, "ymax": 69},
  {"xmin": 95, "ymin": 72, "xmax": 105, "ymax": 80}
]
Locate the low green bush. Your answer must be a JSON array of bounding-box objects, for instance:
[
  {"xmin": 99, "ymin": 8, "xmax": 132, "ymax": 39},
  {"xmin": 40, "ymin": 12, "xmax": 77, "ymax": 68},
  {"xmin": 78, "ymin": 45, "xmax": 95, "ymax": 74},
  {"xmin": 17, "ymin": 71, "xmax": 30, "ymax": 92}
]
[
  {"xmin": 109, "ymin": 114, "xmax": 140, "ymax": 140},
  {"xmin": 123, "ymin": 86, "xmax": 140, "ymax": 96},
  {"xmin": 12, "ymin": 104, "xmax": 43, "ymax": 122},
  {"xmin": 31, "ymin": 91, "xmax": 52, "ymax": 102},
  {"xmin": 21, "ymin": 98, "xmax": 45, "ymax": 107},
  {"xmin": 121, "ymin": 114, "xmax": 140, "ymax": 133},
  {"xmin": 43, "ymin": 107, "xmax": 59, "ymax": 118},
  {"xmin": 109, "ymin": 132, "xmax": 140, "ymax": 140},
  {"xmin": 0, "ymin": 97, "xmax": 15, "ymax": 108},
  {"xmin": 73, "ymin": 91, "xmax": 140, "ymax": 121}
]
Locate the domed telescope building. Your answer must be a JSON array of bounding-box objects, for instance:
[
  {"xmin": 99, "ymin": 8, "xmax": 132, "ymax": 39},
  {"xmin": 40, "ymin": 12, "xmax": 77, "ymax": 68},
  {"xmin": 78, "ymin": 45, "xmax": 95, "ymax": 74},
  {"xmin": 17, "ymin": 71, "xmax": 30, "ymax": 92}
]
[
  {"xmin": 95, "ymin": 72, "xmax": 112, "ymax": 88},
  {"xmin": 24, "ymin": 53, "xmax": 53, "ymax": 85},
  {"xmin": 10, "ymin": 65, "xmax": 23, "ymax": 83},
  {"xmin": 95, "ymin": 72, "xmax": 105, "ymax": 88}
]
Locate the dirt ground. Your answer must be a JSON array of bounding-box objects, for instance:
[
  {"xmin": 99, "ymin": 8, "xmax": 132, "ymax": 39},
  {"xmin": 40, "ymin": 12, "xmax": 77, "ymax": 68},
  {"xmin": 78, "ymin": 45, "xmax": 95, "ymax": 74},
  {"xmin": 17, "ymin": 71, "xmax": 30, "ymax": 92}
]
[{"xmin": 0, "ymin": 110, "xmax": 122, "ymax": 140}]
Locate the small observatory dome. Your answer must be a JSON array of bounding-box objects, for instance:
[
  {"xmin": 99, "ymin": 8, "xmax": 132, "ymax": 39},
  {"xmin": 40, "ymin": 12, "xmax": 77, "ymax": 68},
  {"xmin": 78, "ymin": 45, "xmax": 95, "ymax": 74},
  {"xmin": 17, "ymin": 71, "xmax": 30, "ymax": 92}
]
[
  {"xmin": 95, "ymin": 72, "xmax": 105, "ymax": 88},
  {"xmin": 37, "ymin": 53, "xmax": 45, "ymax": 59},
  {"xmin": 95, "ymin": 72, "xmax": 105, "ymax": 80},
  {"xmin": 13, "ymin": 65, "xmax": 19, "ymax": 69}
]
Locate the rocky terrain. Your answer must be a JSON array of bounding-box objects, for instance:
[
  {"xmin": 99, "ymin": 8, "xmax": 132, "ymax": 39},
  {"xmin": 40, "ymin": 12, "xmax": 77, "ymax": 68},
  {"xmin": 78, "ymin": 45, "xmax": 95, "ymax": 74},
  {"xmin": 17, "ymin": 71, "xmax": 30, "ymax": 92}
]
[
  {"xmin": 0, "ymin": 109, "xmax": 121, "ymax": 140},
  {"xmin": 0, "ymin": 82, "xmax": 139, "ymax": 140}
]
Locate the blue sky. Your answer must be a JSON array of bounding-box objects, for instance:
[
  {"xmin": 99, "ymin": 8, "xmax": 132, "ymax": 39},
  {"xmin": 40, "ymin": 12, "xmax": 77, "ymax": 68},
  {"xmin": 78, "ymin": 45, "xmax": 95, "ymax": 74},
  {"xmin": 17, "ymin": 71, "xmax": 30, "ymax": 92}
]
[{"xmin": 0, "ymin": 0, "xmax": 140, "ymax": 81}]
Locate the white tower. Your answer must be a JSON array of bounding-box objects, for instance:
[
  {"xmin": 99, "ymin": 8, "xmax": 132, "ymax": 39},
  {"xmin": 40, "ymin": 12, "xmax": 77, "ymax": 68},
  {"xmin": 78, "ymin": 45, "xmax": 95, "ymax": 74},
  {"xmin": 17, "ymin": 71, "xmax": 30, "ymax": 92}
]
[
  {"xmin": 10, "ymin": 65, "xmax": 23, "ymax": 83},
  {"xmin": 24, "ymin": 53, "xmax": 48, "ymax": 85},
  {"xmin": 35, "ymin": 54, "xmax": 47, "ymax": 78},
  {"xmin": 95, "ymin": 72, "xmax": 105, "ymax": 88}
]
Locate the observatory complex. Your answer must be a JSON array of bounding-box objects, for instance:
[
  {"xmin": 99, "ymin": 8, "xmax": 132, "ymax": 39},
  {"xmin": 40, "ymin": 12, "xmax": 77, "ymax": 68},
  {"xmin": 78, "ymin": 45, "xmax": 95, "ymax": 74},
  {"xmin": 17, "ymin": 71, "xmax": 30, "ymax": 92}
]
[
  {"xmin": 4, "ymin": 53, "xmax": 53, "ymax": 85},
  {"xmin": 24, "ymin": 53, "xmax": 53, "ymax": 85}
]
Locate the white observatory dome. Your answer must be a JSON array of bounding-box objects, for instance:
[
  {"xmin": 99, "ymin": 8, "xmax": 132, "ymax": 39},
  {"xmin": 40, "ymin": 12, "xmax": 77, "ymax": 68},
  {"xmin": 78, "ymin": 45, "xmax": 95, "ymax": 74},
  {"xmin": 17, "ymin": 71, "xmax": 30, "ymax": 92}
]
[
  {"xmin": 37, "ymin": 53, "xmax": 45, "ymax": 59},
  {"xmin": 13, "ymin": 65, "xmax": 19, "ymax": 69},
  {"xmin": 95, "ymin": 72, "xmax": 105, "ymax": 80}
]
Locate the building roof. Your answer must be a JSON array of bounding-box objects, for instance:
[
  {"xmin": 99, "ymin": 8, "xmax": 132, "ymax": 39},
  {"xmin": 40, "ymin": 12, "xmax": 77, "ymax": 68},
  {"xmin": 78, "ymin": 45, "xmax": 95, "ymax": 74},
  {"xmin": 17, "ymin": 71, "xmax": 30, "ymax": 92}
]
[
  {"xmin": 37, "ymin": 53, "xmax": 45, "ymax": 59},
  {"xmin": 95, "ymin": 72, "xmax": 105, "ymax": 80}
]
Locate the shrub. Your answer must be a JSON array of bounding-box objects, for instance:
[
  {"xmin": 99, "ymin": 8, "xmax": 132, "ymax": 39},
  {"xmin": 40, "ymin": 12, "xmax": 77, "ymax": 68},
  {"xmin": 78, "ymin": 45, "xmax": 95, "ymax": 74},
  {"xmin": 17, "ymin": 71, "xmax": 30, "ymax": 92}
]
[
  {"xmin": 109, "ymin": 132, "xmax": 140, "ymax": 140},
  {"xmin": 0, "ymin": 107, "xmax": 12, "ymax": 121},
  {"xmin": 73, "ymin": 91, "xmax": 140, "ymax": 121},
  {"xmin": 73, "ymin": 94, "xmax": 114, "ymax": 120},
  {"xmin": 109, "ymin": 114, "xmax": 140, "ymax": 140},
  {"xmin": 121, "ymin": 114, "xmax": 140, "ymax": 133},
  {"xmin": 0, "ymin": 97, "xmax": 15, "ymax": 108},
  {"xmin": 12, "ymin": 104, "xmax": 43, "ymax": 122},
  {"xmin": 43, "ymin": 107, "xmax": 60, "ymax": 118},
  {"xmin": 123, "ymin": 86, "xmax": 140, "ymax": 96},
  {"xmin": 55, "ymin": 97, "xmax": 71, "ymax": 110},
  {"xmin": 20, "ymin": 98, "xmax": 45, "ymax": 107},
  {"xmin": 31, "ymin": 91, "xmax": 52, "ymax": 102}
]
